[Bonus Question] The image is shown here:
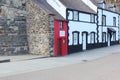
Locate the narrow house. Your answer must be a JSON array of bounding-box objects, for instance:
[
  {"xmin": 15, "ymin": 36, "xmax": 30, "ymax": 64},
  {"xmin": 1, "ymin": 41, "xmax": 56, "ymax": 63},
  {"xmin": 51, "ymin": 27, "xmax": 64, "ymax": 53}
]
[{"xmin": 27, "ymin": 0, "xmax": 68, "ymax": 56}]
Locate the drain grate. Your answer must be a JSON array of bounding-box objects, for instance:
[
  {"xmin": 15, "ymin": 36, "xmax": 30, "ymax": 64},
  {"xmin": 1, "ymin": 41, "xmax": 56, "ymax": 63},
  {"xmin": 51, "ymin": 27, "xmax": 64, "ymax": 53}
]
[{"xmin": 82, "ymin": 60, "xmax": 88, "ymax": 62}]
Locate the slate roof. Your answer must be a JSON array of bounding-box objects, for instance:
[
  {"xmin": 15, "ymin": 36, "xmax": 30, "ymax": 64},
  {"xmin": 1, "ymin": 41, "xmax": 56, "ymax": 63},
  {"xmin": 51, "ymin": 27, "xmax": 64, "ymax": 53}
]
[
  {"xmin": 90, "ymin": 0, "xmax": 120, "ymax": 13},
  {"xmin": 32, "ymin": 0, "xmax": 65, "ymax": 20},
  {"xmin": 32, "ymin": 0, "xmax": 97, "ymax": 20},
  {"xmin": 59, "ymin": 0, "xmax": 96, "ymax": 14},
  {"xmin": 90, "ymin": 0, "xmax": 103, "ymax": 6}
]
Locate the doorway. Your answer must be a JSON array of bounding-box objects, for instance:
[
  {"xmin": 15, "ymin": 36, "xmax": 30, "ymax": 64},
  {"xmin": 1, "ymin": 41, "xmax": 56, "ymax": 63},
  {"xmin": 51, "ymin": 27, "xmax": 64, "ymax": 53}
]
[
  {"xmin": 108, "ymin": 33, "xmax": 110, "ymax": 46},
  {"xmin": 82, "ymin": 32, "xmax": 87, "ymax": 51}
]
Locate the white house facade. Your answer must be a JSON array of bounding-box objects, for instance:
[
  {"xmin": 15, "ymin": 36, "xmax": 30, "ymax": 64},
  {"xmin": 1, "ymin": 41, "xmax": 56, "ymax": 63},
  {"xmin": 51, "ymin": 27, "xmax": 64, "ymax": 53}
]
[
  {"xmin": 67, "ymin": 9, "xmax": 98, "ymax": 53},
  {"xmin": 64, "ymin": 0, "xmax": 120, "ymax": 54},
  {"xmin": 97, "ymin": 8, "xmax": 119, "ymax": 47}
]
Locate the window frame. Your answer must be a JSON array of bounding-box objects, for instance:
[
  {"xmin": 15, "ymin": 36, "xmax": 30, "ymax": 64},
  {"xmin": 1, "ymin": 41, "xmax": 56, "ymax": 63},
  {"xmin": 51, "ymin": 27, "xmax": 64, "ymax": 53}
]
[
  {"xmin": 90, "ymin": 14, "xmax": 95, "ymax": 23},
  {"xmin": 90, "ymin": 32, "xmax": 95, "ymax": 44},
  {"xmin": 72, "ymin": 31, "xmax": 80, "ymax": 45},
  {"xmin": 113, "ymin": 17, "xmax": 116, "ymax": 26},
  {"xmin": 113, "ymin": 32, "xmax": 116, "ymax": 41},
  {"xmin": 102, "ymin": 15, "xmax": 106, "ymax": 26},
  {"xmin": 73, "ymin": 11, "xmax": 79, "ymax": 21},
  {"xmin": 59, "ymin": 21, "xmax": 63, "ymax": 29}
]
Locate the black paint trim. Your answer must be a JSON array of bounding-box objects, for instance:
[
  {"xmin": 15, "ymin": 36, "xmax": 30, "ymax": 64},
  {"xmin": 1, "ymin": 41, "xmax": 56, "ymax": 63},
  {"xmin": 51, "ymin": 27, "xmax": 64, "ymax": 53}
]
[
  {"xmin": 102, "ymin": 32, "xmax": 106, "ymax": 43},
  {"xmin": 66, "ymin": 9, "xmax": 97, "ymax": 24},
  {"xmin": 87, "ymin": 43, "xmax": 107, "ymax": 50},
  {"xmin": 98, "ymin": 25, "xmax": 119, "ymax": 28},
  {"xmin": 68, "ymin": 45, "xmax": 82, "ymax": 54},
  {"xmin": 72, "ymin": 31, "xmax": 80, "ymax": 45},
  {"xmin": 110, "ymin": 41, "xmax": 119, "ymax": 45},
  {"xmin": 98, "ymin": 7, "xmax": 120, "ymax": 15},
  {"xmin": 67, "ymin": 8, "xmax": 97, "ymax": 15},
  {"xmin": 68, "ymin": 20, "xmax": 96, "ymax": 24},
  {"xmin": 68, "ymin": 41, "xmax": 119, "ymax": 54},
  {"xmin": 90, "ymin": 32, "xmax": 96, "ymax": 44},
  {"xmin": 102, "ymin": 15, "xmax": 106, "ymax": 26}
]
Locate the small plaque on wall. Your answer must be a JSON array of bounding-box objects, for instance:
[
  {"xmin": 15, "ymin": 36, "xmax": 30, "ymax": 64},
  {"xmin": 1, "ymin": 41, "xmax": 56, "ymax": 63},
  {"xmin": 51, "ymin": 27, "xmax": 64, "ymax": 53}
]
[{"xmin": 60, "ymin": 31, "xmax": 65, "ymax": 37}]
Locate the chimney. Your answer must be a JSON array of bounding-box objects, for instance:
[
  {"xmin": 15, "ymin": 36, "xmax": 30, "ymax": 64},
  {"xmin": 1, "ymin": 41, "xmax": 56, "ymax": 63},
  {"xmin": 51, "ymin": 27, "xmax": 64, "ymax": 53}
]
[
  {"xmin": 109, "ymin": 5, "xmax": 116, "ymax": 11},
  {"xmin": 98, "ymin": 1, "xmax": 106, "ymax": 9}
]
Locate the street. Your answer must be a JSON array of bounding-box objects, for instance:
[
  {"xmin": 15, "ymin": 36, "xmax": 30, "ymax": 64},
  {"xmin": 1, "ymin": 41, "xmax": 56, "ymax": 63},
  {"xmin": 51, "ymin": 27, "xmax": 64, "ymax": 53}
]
[{"xmin": 0, "ymin": 45, "xmax": 120, "ymax": 80}]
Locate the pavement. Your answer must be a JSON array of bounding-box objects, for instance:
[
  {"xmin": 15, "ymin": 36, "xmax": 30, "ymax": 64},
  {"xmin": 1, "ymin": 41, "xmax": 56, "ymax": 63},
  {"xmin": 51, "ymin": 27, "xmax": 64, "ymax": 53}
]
[
  {"xmin": 0, "ymin": 55, "xmax": 48, "ymax": 62},
  {"xmin": 0, "ymin": 45, "xmax": 120, "ymax": 78}
]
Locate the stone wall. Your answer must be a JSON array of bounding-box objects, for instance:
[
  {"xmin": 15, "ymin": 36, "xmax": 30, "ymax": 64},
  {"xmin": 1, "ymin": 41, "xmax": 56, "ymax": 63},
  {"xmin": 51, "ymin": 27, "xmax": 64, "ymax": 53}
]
[
  {"xmin": 0, "ymin": 0, "xmax": 28, "ymax": 55},
  {"xmin": 26, "ymin": 0, "xmax": 50, "ymax": 56}
]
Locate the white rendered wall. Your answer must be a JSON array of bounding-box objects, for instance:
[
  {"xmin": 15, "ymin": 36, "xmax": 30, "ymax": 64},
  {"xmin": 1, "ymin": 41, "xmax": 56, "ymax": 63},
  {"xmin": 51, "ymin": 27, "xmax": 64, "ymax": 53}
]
[
  {"xmin": 98, "ymin": 9, "xmax": 119, "ymax": 27},
  {"xmin": 103, "ymin": 10, "xmax": 119, "ymax": 26},
  {"xmin": 68, "ymin": 21, "xmax": 97, "ymax": 45},
  {"xmin": 98, "ymin": 9, "xmax": 119, "ymax": 42},
  {"xmin": 46, "ymin": 0, "xmax": 66, "ymax": 19},
  {"xmin": 98, "ymin": 9, "xmax": 102, "ymax": 25},
  {"xmin": 118, "ymin": 15, "xmax": 120, "ymax": 40}
]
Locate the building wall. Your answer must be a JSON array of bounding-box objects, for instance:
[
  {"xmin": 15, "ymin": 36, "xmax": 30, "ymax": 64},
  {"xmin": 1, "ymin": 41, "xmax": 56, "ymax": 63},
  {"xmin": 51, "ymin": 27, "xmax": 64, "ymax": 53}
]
[
  {"xmin": 0, "ymin": 0, "xmax": 28, "ymax": 55},
  {"xmin": 98, "ymin": 8, "xmax": 119, "ymax": 45},
  {"xmin": 119, "ymin": 15, "xmax": 120, "ymax": 40},
  {"xmin": 54, "ymin": 20, "xmax": 68, "ymax": 56},
  {"xmin": 26, "ymin": 0, "xmax": 50, "ymax": 56},
  {"xmin": 67, "ymin": 9, "xmax": 97, "ymax": 53}
]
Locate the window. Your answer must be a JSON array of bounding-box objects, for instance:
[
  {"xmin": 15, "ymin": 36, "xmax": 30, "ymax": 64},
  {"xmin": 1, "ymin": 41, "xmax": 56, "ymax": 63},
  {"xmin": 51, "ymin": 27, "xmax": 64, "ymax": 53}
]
[
  {"xmin": 113, "ymin": 17, "xmax": 116, "ymax": 26},
  {"xmin": 90, "ymin": 32, "xmax": 95, "ymax": 44},
  {"xmin": 72, "ymin": 31, "xmax": 79, "ymax": 45},
  {"xmin": 73, "ymin": 11, "xmax": 78, "ymax": 20},
  {"xmin": 59, "ymin": 21, "xmax": 63, "ymax": 29},
  {"xmin": 102, "ymin": 32, "xmax": 106, "ymax": 43},
  {"xmin": 113, "ymin": 32, "xmax": 116, "ymax": 41},
  {"xmin": 67, "ymin": 10, "xmax": 73, "ymax": 20},
  {"xmin": 91, "ymin": 14, "xmax": 95, "ymax": 23},
  {"xmin": 102, "ymin": 15, "xmax": 106, "ymax": 26}
]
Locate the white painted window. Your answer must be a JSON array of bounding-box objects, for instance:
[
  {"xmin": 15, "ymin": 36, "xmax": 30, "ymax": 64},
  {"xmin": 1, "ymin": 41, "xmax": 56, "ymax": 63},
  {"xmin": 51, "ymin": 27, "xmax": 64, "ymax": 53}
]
[
  {"xmin": 102, "ymin": 32, "xmax": 106, "ymax": 43},
  {"xmin": 91, "ymin": 14, "xmax": 95, "ymax": 23},
  {"xmin": 90, "ymin": 32, "xmax": 95, "ymax": 44},
  {"xmin": 68, "ymin": 10, "xmax": 73, "ymax": 20},
  {"xmin": 72, "ymin": 31, "xmax": 79, "ymax": 45},
  {"xmin": 102, "ymin": 15, "xmax": 106, "ymax": 26},
  {"xmin": 79, "ymin": 13, "xmax": 90, "ymax": 22},
  {"xmin": 73, "ymin": 11, "xmax": 78, "ymax": 20},
  {"xmin": 59, "ymin": 21, "xmax": 63, "ymax": 29},
  {"xmin": 73, "ymin": 33, "xmax": 78, "ymax": 45},
  {"xmin": 113, "ymin": 17, "xmax": 116, "ymax": 26}
]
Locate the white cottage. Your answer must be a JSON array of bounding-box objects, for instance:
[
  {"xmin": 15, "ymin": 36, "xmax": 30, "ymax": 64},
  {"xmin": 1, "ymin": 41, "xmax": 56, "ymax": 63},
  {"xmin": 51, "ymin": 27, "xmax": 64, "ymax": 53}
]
[
  {"xmin": 60, "ymin": 0, "xmax": 98, "ymax": 53},
  {"xmin": 96, "ymin": 1, "xmax": 119, "ymax": 47}
]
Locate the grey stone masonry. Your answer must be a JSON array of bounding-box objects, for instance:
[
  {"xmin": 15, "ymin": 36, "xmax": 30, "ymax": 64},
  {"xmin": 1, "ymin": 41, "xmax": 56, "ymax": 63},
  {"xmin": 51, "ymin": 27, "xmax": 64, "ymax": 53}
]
[{"xmin": 0, "ymin": 0, "xmax": 28, "ymax": 55}]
